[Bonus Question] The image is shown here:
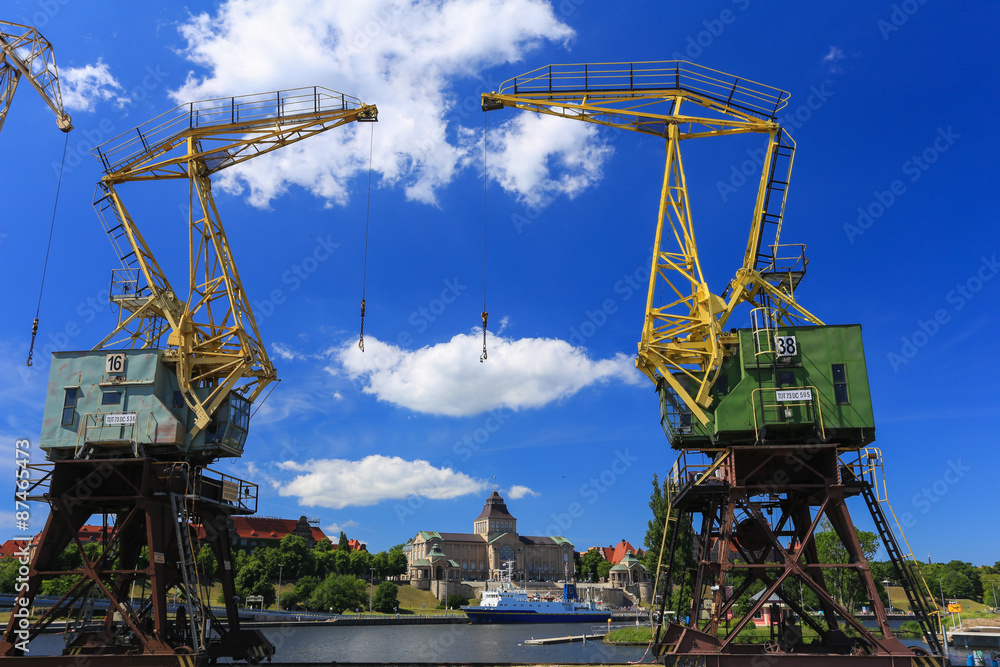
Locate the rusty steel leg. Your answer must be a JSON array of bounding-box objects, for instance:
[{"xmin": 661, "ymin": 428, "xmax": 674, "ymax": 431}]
[
  {"xmin": 201, "ymin": 509, "xmax": 241, "ymax": 631},
  {"xmin": 655, "ymin": 445, "xmax": 944, "ymax": 666},
  {"xmin": 0, "ymin": 459, "xmax": 270, "ymax": 664}
]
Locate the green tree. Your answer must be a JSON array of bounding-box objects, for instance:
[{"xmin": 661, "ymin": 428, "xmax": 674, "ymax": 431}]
[
  {"xmin": 814, "ymin": 520, "xmax": 880, "ymax": 613},
  {"xmin": 307, "ymin": 573, "xmax": 367, "ymax": 614},
  {"xmin": 281, "ymin": 575, "xmax": 320, "ymax": 610},
  {"xmin": 982, "ymin": 572, "xmax": 1000, "ymax": 609},
  {"xmin": 196, "ymin": 545, "xmax": 218, "ymax": 582},
  {"xmin": 441, "ymin": 593, "xmax": 467, "ymax": 610},
  {"xmin": 277, "ymin": 534, "xmax": 314, "ymax": 579},
  {"xmin": 349, "ymin": 548, "xmax": 372, "ymax": 577},
  {"xmin": 597, "ymin": 559, "xmax": 613, "ymax": 581},
  {"xmin": 386, "ymin": 545, "xmax": 408, "ymax": 578},
  {"xmin": 372, "ymin": 581, "xmax": 399, "ymax": 613},
  {"xmin": 580, "ymin": 549, "xmax": 605, "ymax": 583},
  {"xmin": 372, "ymin": 551, "xmax": 389, "ymax": 579},
  {"xmin": 234, "ymin": 557, "xmax": 275, "ymax": 607},
  {"xmin": 0, "ymin": 559, "xmax": 21, "ymax": 594},
  {"xmin": 255, "ymin": 546, "xmax": 280, "ymax": 579},
  {"xmin": 642, "ymin": 473, "xmax": 695, "ymax": 612},
  {"xmin": 315, "ymin": 548, "xmax": 337, "ymax": 578},
  {"xmin": 247, "ymin": 573, "xmax": 276, "ymax": 607},
  {"xmin": 333, "ymin": 549, "xmax": 351, "ymax": 575},
  {"xmin": 54, "ymin": 544, "xmax": 82, "ymax": 571},
  {"xmin": 315, "ymin": 537, "xmax": 333, "ymax": 551},
  {"xmin": 40, "ymin": 575, "xmax": 77, "ymax": 597},
  {"xmin": 643, "ymin": 474, "xmax": 670, "ymax": 574},
  {"xmin": 338, "ymin": 531, "xmax": 350, "ymax": 552}
]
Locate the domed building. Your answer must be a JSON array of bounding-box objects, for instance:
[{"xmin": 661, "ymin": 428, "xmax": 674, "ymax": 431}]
[
  {"xmin": 609, "ymin": 552, "xmax": 653, "ymax": 604},
  {"xmin": 406, "ymin": 491, "xmax": 574, "ymax": 595}
]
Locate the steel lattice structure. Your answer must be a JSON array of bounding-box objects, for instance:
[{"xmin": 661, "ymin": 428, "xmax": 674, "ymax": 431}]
[
  {"xmin": 484, "ymin": 61, "xmax": 946, "ymax": 667},
  {"xmin": 90, "ymin": 87, "xmax": 376, "ymax": 446},
  {"xmin": 0, "ymin": 20, "xmax": 71, "ymax": 133},
  {"xmin": 483, "ymin": 61, "xmax": 821, "ymax": 426}
]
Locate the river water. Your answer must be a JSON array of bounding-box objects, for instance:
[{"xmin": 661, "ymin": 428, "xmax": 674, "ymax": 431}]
[
  {"xmin": 24, "ymin": 620, "xmax": 986, "ymax": 664},
  {"xmin": 260, "ymin": 622, "xmax": 647, "ymax": 663}
]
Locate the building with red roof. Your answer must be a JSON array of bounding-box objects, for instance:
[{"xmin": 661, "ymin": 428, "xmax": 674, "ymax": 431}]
[
  {"xmin": 0, "ymin": 540, "xmax": 30, "ymax": 559},
  {"xmin": 199, "ymin": 515, "xmax": 336, "ymax": 551},
  {"xmin": 588, "ymin": 539, "xmax": 645, "ymax": 565},
  {"xmin": 13, "ymin": 516, "xmax": 339, "ymax": 558}
]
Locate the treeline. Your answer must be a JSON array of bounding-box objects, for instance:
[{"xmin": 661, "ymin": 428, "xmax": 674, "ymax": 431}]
[
  {"xmin": 219, "ymin": 534, "xmax": 408, "ymax": 610},
  {"xmin": 0, "ymin": 532, "xmax": 409, "ymax": 614},
  {"xmin": 880, "ymin": 559, "xmax": 1000, "ymax": 607}
]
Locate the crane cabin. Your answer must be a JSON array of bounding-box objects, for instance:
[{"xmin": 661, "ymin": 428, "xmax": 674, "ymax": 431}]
[
  {"xmin": 41, "ymin": 349, "xmax": 250, "ymax": 461},
  {"xmin": 659, "ymin": 323, "xmax": 876, "ymax": 450}
]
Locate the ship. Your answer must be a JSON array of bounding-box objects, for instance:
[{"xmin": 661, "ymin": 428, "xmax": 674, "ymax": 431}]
[{"xmin": 462, "ymin": 563, "xmax": 612, "ymax": 624}]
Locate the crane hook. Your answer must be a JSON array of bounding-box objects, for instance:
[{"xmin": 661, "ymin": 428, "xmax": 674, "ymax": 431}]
[
  {"xmin": 479, "ymin": 311, "xmax": 488, "ymax": 363},
  {"xmin": 26, "ymin": 317, "xmax": 39, "ymax": 366},
  {"xmin": 358, "ymin": 299, "xmax": 366, "ymax": 352}
]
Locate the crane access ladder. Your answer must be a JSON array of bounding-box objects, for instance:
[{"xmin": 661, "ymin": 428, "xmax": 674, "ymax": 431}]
[{"xmin": 842, "ymin": 449, "xmax": 945, "ymax": 657}]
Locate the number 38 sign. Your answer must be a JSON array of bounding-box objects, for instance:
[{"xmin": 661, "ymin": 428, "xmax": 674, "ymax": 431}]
[
  {"xmin": 774, "ymin": 336, "xmax": 798, "ymax": 356},
  {"xmin": 105, "ymin": 353, "xmax": 126, "ymax": 374}
]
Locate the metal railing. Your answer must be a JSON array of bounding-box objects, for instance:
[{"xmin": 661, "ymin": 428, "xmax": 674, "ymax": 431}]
[
  {"xmin": 750, "ymin": 385, "xmax": 826, "ymax": 442},
  {"xmin": 750, "ymin": 306, "xmax": 777, "ymax": 357},
  {"xmin": 79, "ymin": 410, "xmax": 148, "ymax": 457},
  {"xmin": 108, "ymin": 267, "xmax": 150, "ymax": 302},
  {"xmin": 665, "ymin": 450, "xmax": 731, "ymax": 505},
  {"xmin": 496, "ymin": 61, "xmax": 790, "ymax": 120},
  {"xmin": 191, "ymin": 466, "xmax": 258, "ymax": 514},
  {"xmin": 92, "ymin": 86, "xmax": 365, "ymax": 174},
  {"xmin": 759, "ymin": 243, "xmax": 809, "ymax": 279}
]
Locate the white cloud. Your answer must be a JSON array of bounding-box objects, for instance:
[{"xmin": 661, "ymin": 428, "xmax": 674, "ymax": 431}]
[
  {"xmin": 277, "ymin": 455, "xmax": 489, "ymax": 509},
  {"xmin": 332, "ymin": 330, "xmax": 642, "ymax": 417},
  {"xmin": 324, "ymin": 520, "xmax": 359, "ymax": 537},
  {"xmin": 488, "ymin": 112, "xmax": 613, "ymax": 206},
  {"xmin": 507, "ymin": 484, "xmax": 539, "ymax": 499},
  {"xmin": 169, "ymin": 0, "xmax": 596, "ymax": 208},
  {"xmin": 60, "ymin": 60, "xmax": 124, "ymax": 111},
  {"xmin": 251, "ymin": 389, "xmax": 320, "ymax": 425},
  {"xmin": 271, "ymin": 342, "xmax": 304, "ymax": 362},
  {"xmin": 822, "ymin": 46, "xmax": 847, "ymax": 73},
  {"xmin": 822, "ymin": 46, "xmax": 845, "ymax": 63}
]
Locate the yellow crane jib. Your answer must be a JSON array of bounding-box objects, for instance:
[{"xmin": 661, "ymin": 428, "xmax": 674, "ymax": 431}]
[
  {"xmin": 32, "ymin": 87, "xmax": 380, "ymax": 462},
  {"xmin": 0, "ymin": 20, "xmax": 71, "ymax": 133},
  {"xmin": 483, "ymin": 61, "xmax": 821, "ymax": 425}
]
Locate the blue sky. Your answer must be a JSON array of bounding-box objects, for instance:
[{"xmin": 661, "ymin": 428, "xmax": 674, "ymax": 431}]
[{"xmin": 1, "ymin": 1, "xmax": 997, "ymax": 566}]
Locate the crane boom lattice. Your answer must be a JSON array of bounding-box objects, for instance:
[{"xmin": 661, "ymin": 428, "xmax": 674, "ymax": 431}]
[
  {"xmin": 86, "ymin": 87, "xmax": 377, "ymax": 450},
  {"xmin": 483, "ymin": 62, "xmax": 821, "ymax": 425},
  {"xmin": 0, "ymin": 20, "xmax": 71, "ymax": 132}
]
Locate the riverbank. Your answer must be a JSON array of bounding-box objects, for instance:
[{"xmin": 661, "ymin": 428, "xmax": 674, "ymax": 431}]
[{"xmin": 603, "ymin": 626, "xmax": 651, "ymax": 645}]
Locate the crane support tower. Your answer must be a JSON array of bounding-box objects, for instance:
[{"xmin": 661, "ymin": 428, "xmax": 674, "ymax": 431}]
[
  {"xmin": 484, "ymin": 62, "xmax": 946, "ymax": 667},
  {"xmin": 0, "ymin": 20, "xmax": 72, "ymax": 132},
  {"xmin": 2, "ymin": 88, "xmax": 377, "ymax": 666}
]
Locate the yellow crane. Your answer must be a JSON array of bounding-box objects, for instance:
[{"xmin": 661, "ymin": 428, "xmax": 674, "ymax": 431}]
[
  {"xmin": 484, "ymin": 62, "xmax": 947, "ymax": 664},
  {"xmin": 0, "ymin": 20, "xmax": 72, "ymax": 132},
  {"xmin": 482, "ymin": 62, "xmax": 821, "ymax": 426},
  {"xmin": 1, "ymin": 88, "xmax": 378, "ymax": 664},
  {"xmin": 88, "ymin": 87, "xmax": 377, "ymax": 454}
]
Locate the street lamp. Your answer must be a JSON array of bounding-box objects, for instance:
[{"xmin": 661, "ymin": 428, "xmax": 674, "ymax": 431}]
[
  {"xmin": 938, "ymin": 578, "xmax": 949, "ymax": 656},
  {"xmin": 275, "ymin": 562, "xmax": 284, "ymax": 611}
]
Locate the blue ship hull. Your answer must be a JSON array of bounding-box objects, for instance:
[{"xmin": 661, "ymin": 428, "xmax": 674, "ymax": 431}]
[{"xmin": 463, "ymin": 608, "xmax": 612, "ymax": 624}]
